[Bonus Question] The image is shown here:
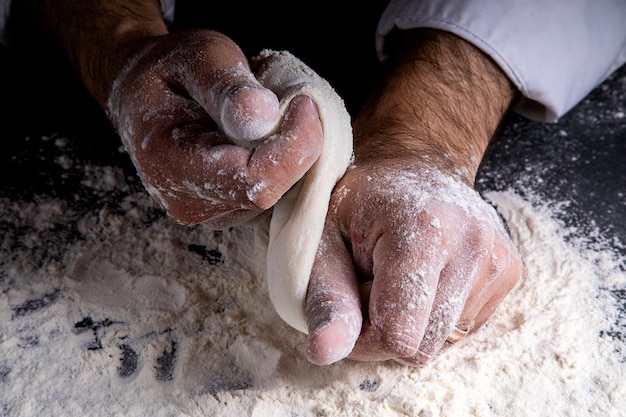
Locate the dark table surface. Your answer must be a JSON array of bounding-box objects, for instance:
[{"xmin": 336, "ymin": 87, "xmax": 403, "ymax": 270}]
[{"xmin": 477, "ymin": 65, "xmax": 626, "ymax": 254}]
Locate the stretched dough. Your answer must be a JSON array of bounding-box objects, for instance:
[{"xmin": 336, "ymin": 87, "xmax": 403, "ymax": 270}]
[{"xmin": 253, "ymin": 50, "xmax": 353, "ymax": 334}]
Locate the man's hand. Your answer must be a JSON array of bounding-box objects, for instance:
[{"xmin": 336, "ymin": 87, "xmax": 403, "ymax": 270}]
[
  {"xmin": 304, "ymin": 29, "xmax": 522, "ymax": 366},
  {"xmin": 27, "ymin": 0, "xmax": 324, "ymax": 227},
  {"xmin": 107, "ymin": 30, "xmax": 324, "ymax": 226},
  {"xmin": 305, "ymin": 160, "xmax": 522, "ymax": 366}
]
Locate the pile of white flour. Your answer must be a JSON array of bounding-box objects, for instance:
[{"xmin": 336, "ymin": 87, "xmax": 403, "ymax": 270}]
[{"xmin": 1, "ymin": 144, "xmax": 625, "ymax": 416}]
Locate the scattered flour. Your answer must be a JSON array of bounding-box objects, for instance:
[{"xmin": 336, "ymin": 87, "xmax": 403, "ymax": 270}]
[{"xmin": 1, "ymin": 157, "xmax": 625, "ymax": 417}]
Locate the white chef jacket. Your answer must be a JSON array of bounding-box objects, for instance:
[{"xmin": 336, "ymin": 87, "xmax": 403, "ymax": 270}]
[
  {"xmin": 2, "ymin": 0, "xmax": 625, "ymax": 122},
  {"xmin": 378, "ymin": 0, "xmax": 626, "ymax": 122}
]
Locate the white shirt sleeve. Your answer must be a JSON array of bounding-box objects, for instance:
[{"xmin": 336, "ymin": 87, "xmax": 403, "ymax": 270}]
[{"xmin": 377, "ymin": 0, "xmax": 626, "ymax": 122}]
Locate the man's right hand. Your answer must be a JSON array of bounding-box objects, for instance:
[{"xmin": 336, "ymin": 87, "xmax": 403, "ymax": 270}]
[
  {"xmin": 107, "ymin": 30, "xmax": 324, "ymax": 226},
  {"xmin": 26, "ymin": 0, "xmax": 325, "ymax": 227}
]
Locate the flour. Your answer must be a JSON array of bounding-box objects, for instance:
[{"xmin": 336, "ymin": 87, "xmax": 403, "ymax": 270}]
[{"xmin": 1, "ymin": 140, "xmax": 625, "ymax": 417}]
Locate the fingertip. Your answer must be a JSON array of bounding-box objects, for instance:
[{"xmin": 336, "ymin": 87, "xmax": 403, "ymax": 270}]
[
  {"xmin": 220, "ymin": 86, "xmax": 280, "ymax": 143},
  {"xmin": 287, "ymin": 95, "xmax": 322, "ymax": 133},
  {"xmin": 280, "ymin": 94, "xmax": 324, "ymax": 159},
  {"xmin": 290, "ymin": 94, "xmax": 319, "ymax": 117},
  {"xmin": 303, "ymin": 210, "xmax": 360, "ymax": 365},
  {"xmin": 305, "ymin": 319, "xmax": 359, "ymax": 365}
]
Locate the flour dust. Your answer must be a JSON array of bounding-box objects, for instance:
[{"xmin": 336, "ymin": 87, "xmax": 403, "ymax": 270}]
[{"xmin": 1, "ymin": 146, "xmax": 625, "ymax": 417}]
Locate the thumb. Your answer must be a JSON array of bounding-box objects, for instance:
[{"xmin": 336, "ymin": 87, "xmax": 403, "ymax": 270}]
[
  {"xmin": 214, "ymin": 75, "xmax": 281, "ymax": 144},
  {"xmin": 305, "ymin": 226, "xmax": 363, "ymax": 365},
  {"xmin": 178, "ymin": 31, "xmax": 281, "ymax": 143}
]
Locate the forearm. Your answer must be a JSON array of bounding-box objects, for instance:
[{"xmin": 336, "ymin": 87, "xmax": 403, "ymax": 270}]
[
  {"xmin": 354, "ymin": 29, "xmax": 517, "ymax": 184},
  {"xmin": 23, "ymin": 0, "xmax": 168, "ymax": 106}
]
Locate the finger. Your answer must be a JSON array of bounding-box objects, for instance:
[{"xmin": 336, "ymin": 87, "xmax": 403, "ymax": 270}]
[
  {"xmin": 405, "ymin": 221, "xmax": 493, "ymax": 365},
  {"xmin": 403, "ymin": 255, "xmax": 480, "ymax": 365},
  {"xmin": 349, "ymin": 222, "xmax": 447, "ymax": 361},
  {"xmin": 168, "ymin": 95, "xmax": 323, "ymax": 217},
  {"xmin": 305, "ymin": 222, "xmax": 362, "ymax": 366},
  {"xmin": 114, "ymin": 31, "xmax": 323, "ymax": 225},
  {"xmin": 170, "ymin": 31, "xmax": 280, "ymax": 142},
  {"xmin": 125, "ymin": 92, "xmax": 323, "ymax": 224},
  {"xmin": 468, "ymin": 239, "xmax": 522, "ymax": 328},
  {"xmin": 439, "ymin": 223, "xmax": 521, "ymax": 334},
  {"xmin": 219, "ymin": 83, "xmax": 281, "ymax": 143},
  {"xmin": 402, "ymin": 226, "xmax": 521, "ymax": 366},
  {"xmin": 243, "ymin": 95, "xmax": 324, "ymax": 209}
]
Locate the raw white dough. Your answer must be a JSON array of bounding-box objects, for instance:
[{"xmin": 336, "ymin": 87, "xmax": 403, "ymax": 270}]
[{"xmin": 253, "ymin": 50, "xmax": 353, "ymax": 333}]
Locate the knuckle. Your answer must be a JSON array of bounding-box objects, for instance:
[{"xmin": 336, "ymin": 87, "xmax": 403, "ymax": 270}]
[{"xmin": 246, "ymin": 184, "xmax": 280, "ymax": 211}]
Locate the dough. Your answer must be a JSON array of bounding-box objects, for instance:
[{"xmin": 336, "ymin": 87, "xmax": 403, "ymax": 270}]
[{"xmin": 253, "ymin": 50, "xmax": 353, "ymax": 333}]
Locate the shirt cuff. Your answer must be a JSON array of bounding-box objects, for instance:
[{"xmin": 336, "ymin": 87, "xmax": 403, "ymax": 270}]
[{"xmin": 376, "ymin": 0, "xmax": 626, "ymax": 122}]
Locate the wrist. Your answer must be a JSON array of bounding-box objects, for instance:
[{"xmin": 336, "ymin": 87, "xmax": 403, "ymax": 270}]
[
  {"xmin": 25, "ymin": 0, "xmax": 168, "ymax": 106},
  {"xmin": 353, "ymin": 29, "xmax": 516, "ymax": 184}
]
